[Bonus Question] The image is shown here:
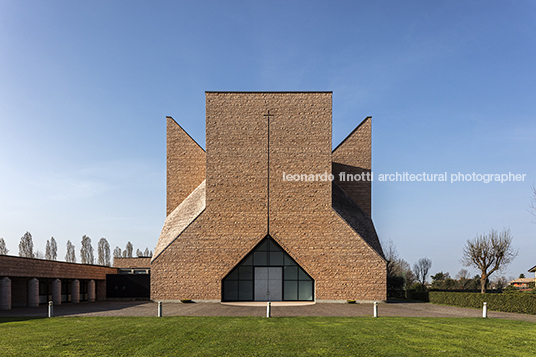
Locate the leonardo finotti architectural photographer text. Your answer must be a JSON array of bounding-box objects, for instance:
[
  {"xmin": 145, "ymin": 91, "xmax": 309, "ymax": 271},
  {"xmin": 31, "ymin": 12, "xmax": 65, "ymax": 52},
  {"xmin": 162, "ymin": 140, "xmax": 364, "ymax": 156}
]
[{"xmin": 282, "ymin": 172, "xmax": 527, "ymax": 184}]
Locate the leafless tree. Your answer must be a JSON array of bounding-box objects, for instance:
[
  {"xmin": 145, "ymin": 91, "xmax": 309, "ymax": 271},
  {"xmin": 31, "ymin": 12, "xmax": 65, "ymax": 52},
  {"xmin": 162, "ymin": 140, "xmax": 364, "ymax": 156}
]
[
  {"xmin": 529, "ymin": 184, "xmax": 536, "ymax": 218},
  {"xmin": 18, "ymin": 231, "xmax": 34, "ymax": 258},
  {"xmin": 383, "ymin": 239, "xmax": 400, "ymax": 277},
  {"xmin": 125, "ymin": 241, "xmax": 133, "ymax": 258},
  {"xmin": 45, "ymin": 237, "xmax": 58, "ymax": 260},
  {"xmin": 34, "ymin": 249, "xmax": 45, "ymax": 259},
  {"xmin": 143, "ymin": 247, "xmax": 151, "ymax": 257},
  {"xmin": 0, "ymin": 238, "xmax": 8, "ymax": 255},
  {"xmin": 97, "ymin": 238, "xmax": 111, "ymax": 266},
  {"xmin": 398, "ymin": 259, "xmax": 416, "ymax": 289},
  {"xmin": 65, "ymin": 240, "xmax": 76, "ymax": 262},
  {"xmin": 136, "ymin": 248, "xmax": 143, "ymax": 257},
  {"xmin": 491, "ymin": 275, "xmax": 508, "ymax": 290},
  {"xmin": 113, "ymin": 246, "xmax": 122, "ymax": 258},
  {"xmin": 455, "ymin": 268, "xmax": 471, "ymax": 289},
  {"xmin": 413, "ymin": 257, "xmax": 432, "ymax": 291},
  {"xmin": 460, "ymin": 228, "xmax": 517, "ymax": 293},
  {"xmin": 80, "ymin": 235, "xmax": 94, "ymax": 264}
]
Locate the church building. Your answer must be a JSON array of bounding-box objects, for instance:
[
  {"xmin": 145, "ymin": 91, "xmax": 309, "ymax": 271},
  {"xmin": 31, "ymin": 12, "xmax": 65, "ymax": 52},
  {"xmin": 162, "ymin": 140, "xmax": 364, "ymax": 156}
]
[{"xmin": 151, "ymin": 92, "xmax": 386, "ymax": 302}]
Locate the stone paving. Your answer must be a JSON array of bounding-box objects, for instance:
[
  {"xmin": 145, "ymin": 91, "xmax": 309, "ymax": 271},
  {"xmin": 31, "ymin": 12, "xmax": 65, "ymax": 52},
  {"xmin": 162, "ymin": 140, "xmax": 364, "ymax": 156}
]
[{"xmin": 1, "ymin": 300, "xmax": 535, "ymax": 322}]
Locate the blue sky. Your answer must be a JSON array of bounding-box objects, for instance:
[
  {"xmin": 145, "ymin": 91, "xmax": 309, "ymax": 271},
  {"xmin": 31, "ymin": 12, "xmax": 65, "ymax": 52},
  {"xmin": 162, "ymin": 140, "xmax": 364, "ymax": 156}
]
[{"xmin": 0, "ymin": 1, "xmax": 534, "ymax": 280}]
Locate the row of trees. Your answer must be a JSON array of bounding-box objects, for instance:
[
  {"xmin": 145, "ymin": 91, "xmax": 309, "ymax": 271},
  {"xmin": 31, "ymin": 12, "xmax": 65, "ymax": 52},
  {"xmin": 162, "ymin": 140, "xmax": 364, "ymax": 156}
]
[
  {"xmin": 429, "ymin": 270, "xmax": 513, "ymax": 291},
  {"xmin": 386, "ymin": 227, "xmax": 517, "ymax": 294},
  {"xmin": 0, "ymin": 232, "xmax": 152, "ymax": 266}
]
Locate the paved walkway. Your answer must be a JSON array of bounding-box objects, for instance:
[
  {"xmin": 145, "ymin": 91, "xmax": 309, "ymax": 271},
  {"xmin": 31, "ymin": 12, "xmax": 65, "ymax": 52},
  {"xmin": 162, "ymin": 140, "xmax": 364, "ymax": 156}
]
[{"xmin": 1, "ymin": 300, "xmax": 535, "ymax": 322}]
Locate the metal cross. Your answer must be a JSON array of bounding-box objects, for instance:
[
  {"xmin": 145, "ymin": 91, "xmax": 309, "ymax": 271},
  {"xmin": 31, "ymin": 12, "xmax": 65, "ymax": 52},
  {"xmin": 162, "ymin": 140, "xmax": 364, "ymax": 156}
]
[{"xmin": 264, "ymin": 110, "xmax": 274, "ymax": 119}]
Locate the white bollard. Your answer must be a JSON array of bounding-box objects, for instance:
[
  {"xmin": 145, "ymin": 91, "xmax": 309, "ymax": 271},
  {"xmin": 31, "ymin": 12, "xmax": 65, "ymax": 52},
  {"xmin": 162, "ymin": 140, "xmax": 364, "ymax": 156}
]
[
  {"xmin": 373, "ymin": 301, "xmax": 378, "ymax": 318},
  {"xmin": 48, "ymin": 301, "xmax": 53, "ymax": 318},
  {"xmin": 483, "ymin": 302, "xmax": 488, "ymax": 318},
  {"xmin": 158, "ymin": 301, "xmax": 162, "ymax": 317},
  {"xmin": 266, "ymin": 301, "xmax": 271, "ymax": 318}
]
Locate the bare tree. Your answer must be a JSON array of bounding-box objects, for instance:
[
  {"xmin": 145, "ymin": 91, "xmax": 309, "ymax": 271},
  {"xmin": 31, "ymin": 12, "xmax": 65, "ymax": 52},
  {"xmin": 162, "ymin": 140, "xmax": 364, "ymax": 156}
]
[
  {"xmin": 80, "ymin": 235, "xmax": 94, "ymax": 264},
  {"xmin": 34, "ymin": 249, "xmax": 45, "ymax": 259},
  {"xmin": 45, "ymin": 237, "xmax": 57, "ymax": 260},
  {"xmin": 122, "ymin": 250, "xmax": 127, "ymax": 258},
  {"xmin": 143, "ymin": 247, "xmax": 150, "ymax": 257},
  {"xmin": 136, "ymin": 248, "xmax": 143, "ymax": 257},
  {"xmin": 461, "ymin": 228, "xmax": 517, "ymax": 293},
  {"xmin": 413, "ymin": 257, "xmax": 432, "ymax": 291},
  {"xmin": 455, "ymin": 268, "xmax": 471, "ymax": 289},
  {"xmin": 65, "ymin": 240, "xmax": 76, "ymax": 262},
  {"xmin": 97, "ymin": 238, "xmax": 111, "ymax": 266},
  {"xmin": 529, "ymin": 184, "xmax": 536, "ymax": 218},
  {"xmin": 455, "ymin": 269, "xmax": 470, "ymax": 280},
  {"xmin": 383, "ymin": 239, "xmax": 400, "ymax": 277},
  {"xmin": 18, "ymin": 231, "xmax": 34, "ymax": 258},
  {"xmin": 0, "ymin": 238, "xmax": 8, "ymax": 255},
  {"xmin": 125, "ymin": 242, "xmax": 133, "ymax": 258},
  {"xmin": 398, "ymin": 259, "xmax": 416, "ymax": 289},
  {"xmin": 113, "ymin": 246, "xmax": 122, "ymax": 258}
]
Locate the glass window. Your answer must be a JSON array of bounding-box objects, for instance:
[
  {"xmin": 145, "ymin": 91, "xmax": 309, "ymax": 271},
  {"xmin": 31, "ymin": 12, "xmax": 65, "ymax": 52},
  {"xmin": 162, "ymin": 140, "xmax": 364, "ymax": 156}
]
[
  {"xmin": 284, "ymin": 255, "xmax": 296, "ymax": 266},
  {"xmin": 238, "ymin": 281, "xmax": 253, "ymax": 300},
  {"xmin": 238, "ymin": 266, "xmax": 253, "ymax": 280},
  {"xmin": 270, "ymin": 252, "xmax": 284, "ymax": 265},
  {"xmin": 222, "ymin": 236, "xmax": 314, "ymax": 302},
  {"xmin": 242, "ymin": 255, "xmax": 253, "ymax": 266},
  {"xmin": 257, "ymin": 240, "xmax": 269, "ymax": 251},
  {"xmin": 284, "ymin": 281, "xmax": 298, "ymax": 300},
  {"xmin": 284, "ymin": 266, "xmax": 298, "ymax": 280},
  {"xmin": 299, "ymin": 280, "xmax": 313, "ymax": 301},
  {"xmin": 299, "ymin": 268, "xmax": 310, "ymax": 281},
  {"xmin": 268, "ymin": 240, "xmax": 281, "ymax": 252},
  {"xmin": 223, "ymin": 281, "xmax": 239, "ymax": 301},
  {"xmin": 227, "ymin": 269, "xmax": 239, "ymax": 280},
  {"xmin": 253, "ymin": 251, "xmax": 268, "ymax": 265}
]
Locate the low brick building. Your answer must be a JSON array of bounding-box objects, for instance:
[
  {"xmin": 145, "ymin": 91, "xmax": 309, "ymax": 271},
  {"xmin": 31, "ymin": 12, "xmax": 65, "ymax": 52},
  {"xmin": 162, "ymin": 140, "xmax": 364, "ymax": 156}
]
[
  {"xmin": 151, "ymin": 92, "xmax": 386, "ymax": 302},
  {"xmin": 0, "ymin": 255, "xmax": 117, "ymax": 310}
]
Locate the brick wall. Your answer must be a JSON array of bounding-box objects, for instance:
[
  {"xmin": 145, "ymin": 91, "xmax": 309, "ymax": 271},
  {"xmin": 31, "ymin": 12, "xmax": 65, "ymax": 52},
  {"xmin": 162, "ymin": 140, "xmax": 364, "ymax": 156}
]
[
  {"xmin": 166, "ymin": 117, "xmax": 206, "ymax": 216},
  {"xmin": 113, "ymin": 257, "xmax": 151, "ymax": 269},
  {"xmin": 332, "ymin": 117, "xmax": 372, "ymax": 217},
  {"xmin": 0, "ymin": 255, "xmax": 117, "ymax": 280},
  {"xmin": 152, "ymin": 92, "xmax": 386, "ymax": 301}
]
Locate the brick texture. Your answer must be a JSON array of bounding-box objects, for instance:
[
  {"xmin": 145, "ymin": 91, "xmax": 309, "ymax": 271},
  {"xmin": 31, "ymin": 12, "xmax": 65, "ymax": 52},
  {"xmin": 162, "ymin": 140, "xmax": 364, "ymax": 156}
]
[
  {"xmin": 113, "ymin": 257, "xmax": 151, "ymax": 269},
  {"xmin": 0, "ymin": 255, "xmax": 117, "ymax": 280},
  {"xmin": 152, "ymin": 92, "xmax": 386, "ymax": 302},
  {"xmin": 166, "ymin": 117, "xmax": 206, "ymax": 216},
  {"xmin": 332, "ymin": 117, "xmax": 372, "ymax": 217}
]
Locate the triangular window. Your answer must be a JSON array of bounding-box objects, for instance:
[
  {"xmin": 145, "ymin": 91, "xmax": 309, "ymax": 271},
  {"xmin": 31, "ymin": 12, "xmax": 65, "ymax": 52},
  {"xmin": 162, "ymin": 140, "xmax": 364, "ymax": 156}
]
[{"xmin": 222, "ymin": 236, "xmax": 314, "ymax": 301}]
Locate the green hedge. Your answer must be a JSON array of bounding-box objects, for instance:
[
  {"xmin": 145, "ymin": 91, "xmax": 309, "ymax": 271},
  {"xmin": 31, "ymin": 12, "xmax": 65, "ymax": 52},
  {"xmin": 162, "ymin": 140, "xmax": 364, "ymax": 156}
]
[{"xmin": 429, "ymin": 291, "xmax": 536, "ymax": 315}]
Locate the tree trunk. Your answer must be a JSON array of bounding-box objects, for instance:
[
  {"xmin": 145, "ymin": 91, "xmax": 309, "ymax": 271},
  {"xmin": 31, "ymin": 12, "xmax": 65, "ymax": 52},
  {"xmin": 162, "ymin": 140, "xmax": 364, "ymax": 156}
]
[{"xmin": 480, "ymin": 272, "xmax": 488, "ymax": 293}]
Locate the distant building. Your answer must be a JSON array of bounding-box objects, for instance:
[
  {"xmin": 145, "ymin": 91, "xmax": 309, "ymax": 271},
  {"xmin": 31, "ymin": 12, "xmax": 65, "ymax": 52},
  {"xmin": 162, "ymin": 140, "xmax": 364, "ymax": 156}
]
[
  {"xmin": 151, "ymin": 92, "xmax": 386, "ymax": 302},
  {"xmin": 508, "ymin": 277, "xmax": 535, "ymax": 289},
  {"xmin": 106, "ymin": 257, "xmax": 151, "ymax": 299},
  {"xmin": 0, "ymin": 255, "xmax": 117, "ymax": 310}
]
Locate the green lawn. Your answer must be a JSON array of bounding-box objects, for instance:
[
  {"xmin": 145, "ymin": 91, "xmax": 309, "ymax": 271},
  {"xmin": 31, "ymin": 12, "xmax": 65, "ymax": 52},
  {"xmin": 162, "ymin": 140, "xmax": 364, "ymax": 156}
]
[{"xmin": 0, "ymin": 316, "xmax": 534, "ymax": 356}]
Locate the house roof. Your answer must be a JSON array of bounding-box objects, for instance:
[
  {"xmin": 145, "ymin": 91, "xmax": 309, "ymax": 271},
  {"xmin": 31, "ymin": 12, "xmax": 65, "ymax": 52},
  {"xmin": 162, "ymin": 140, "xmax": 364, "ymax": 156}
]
[
  {"xmin": 509, "ymin": 278, "xmax": 535, "ymax": 284},
  {"xmin": 529, "ymin": 265, "xmax": 536, "ymax": 273}
]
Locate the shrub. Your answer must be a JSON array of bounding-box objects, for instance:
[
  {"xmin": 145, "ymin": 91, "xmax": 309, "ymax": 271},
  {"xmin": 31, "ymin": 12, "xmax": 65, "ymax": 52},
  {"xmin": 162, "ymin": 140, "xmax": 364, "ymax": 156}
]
[
  {"xmin": 407, "ymin": 290, "xmax": 429, "ymax": 302},
  {"xmin": 502, "ymin": 285, "xmax": 519, "ymax": 294},
  {"xmin": 429, "ymin": 291, "xmax": 536, "ymax": 315}
]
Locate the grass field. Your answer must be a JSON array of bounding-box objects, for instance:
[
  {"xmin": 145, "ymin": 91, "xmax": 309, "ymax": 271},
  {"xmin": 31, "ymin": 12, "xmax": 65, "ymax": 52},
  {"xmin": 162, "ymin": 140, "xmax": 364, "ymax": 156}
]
[{"xmin": 0, "ymin": 316, "xmax": 534, "ymax": 356}]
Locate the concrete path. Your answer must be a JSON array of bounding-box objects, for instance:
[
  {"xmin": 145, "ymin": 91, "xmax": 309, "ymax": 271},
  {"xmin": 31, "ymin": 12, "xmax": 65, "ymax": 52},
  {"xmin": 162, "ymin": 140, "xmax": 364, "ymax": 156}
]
[{"xmin": 1, "ymin": 300, "xmax": 535, "ymax": 322}]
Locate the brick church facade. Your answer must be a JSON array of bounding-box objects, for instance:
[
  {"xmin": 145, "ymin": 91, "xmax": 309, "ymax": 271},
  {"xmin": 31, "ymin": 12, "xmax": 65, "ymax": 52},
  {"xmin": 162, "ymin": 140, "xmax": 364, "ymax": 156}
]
[{"xmin": 151, "ymin": 92, "xmax": 386, "ymax": 302}]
